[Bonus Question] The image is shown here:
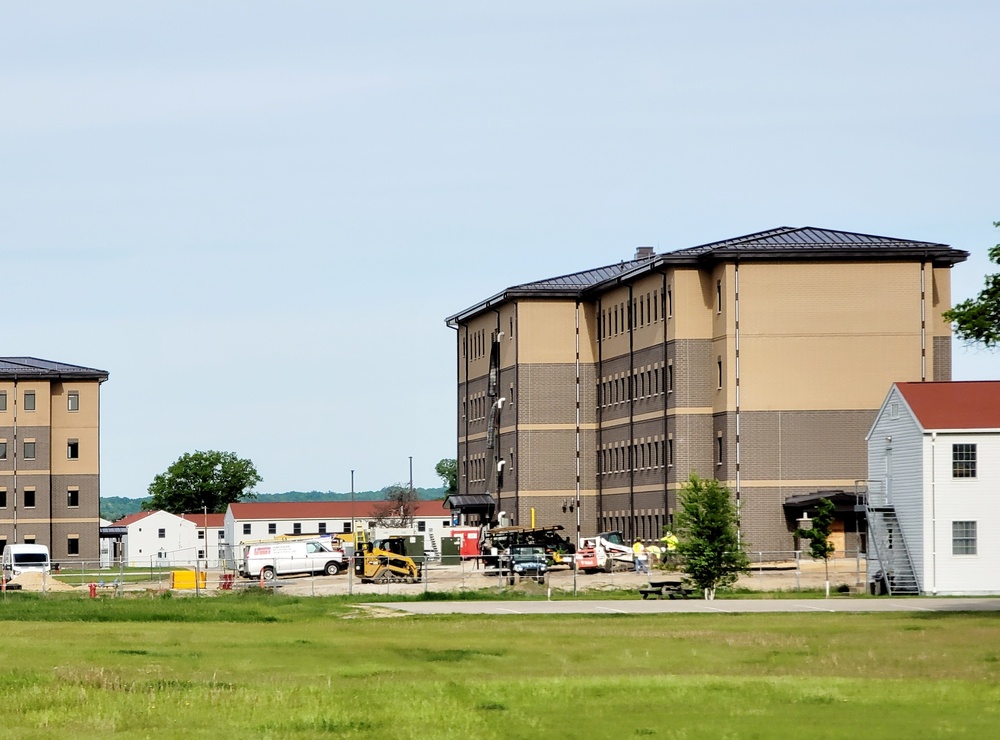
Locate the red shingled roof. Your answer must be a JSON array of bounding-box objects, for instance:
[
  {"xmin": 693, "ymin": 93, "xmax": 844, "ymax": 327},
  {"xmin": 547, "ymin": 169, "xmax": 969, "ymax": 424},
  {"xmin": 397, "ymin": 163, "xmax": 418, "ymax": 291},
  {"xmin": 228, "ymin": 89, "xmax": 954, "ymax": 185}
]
[
  {"xmin": 114, "ymin": 511, "xmax": 156, "ymax": 526},
  {"xmin": 180, "ymin": 513, "xmax": 225, "ymax": 527},
  {"xmin": 227, "ymin": 500, "xmax": 450, "ymax": 519},
  {"xmin": 896, "ymin": 381, "xmax": 1000, "ymax": 430}
]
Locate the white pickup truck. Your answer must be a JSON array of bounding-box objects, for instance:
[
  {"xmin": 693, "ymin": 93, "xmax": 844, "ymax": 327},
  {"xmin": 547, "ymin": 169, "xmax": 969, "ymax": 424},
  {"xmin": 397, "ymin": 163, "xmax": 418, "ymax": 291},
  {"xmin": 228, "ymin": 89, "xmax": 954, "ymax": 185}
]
[{"xmin": 240, "ymin": 538, "xmax": 346, "ymax": 581}]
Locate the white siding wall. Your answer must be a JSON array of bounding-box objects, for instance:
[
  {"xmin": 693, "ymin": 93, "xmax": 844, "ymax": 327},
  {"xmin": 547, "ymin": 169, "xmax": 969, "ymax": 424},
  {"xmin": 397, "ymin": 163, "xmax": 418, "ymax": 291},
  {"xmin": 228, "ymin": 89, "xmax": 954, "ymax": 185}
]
[
  {"xmin": 125, "ymin": 512, "xmax": 198, "ymax": 566},
  {"xmin": 925, "ymin": 432, "xmax": 1000, "ymax": 595},
  {"xmin": 868, "ymin": 387, "xmax": 925, "ymax": 588}
]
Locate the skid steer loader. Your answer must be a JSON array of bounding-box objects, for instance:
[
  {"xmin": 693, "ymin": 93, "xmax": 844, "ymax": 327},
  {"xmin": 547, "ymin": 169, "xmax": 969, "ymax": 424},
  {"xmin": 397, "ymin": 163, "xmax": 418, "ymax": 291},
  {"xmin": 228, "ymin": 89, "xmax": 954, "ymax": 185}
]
[{"xmin": 354, "ymin": 536, "xmax": 422, "ymax": 584}]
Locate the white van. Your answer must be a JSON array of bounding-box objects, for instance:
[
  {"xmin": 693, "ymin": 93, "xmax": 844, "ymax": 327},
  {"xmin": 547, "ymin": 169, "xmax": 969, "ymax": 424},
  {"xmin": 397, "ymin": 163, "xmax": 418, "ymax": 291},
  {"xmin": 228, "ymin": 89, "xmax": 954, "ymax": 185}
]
[
  {"xmin": 2, "ymin": 544, "xmax": 51, "ymax": 579},
  {"xmin": 239, "ymin": 538, "xmax": 346, "ymax": 581}
]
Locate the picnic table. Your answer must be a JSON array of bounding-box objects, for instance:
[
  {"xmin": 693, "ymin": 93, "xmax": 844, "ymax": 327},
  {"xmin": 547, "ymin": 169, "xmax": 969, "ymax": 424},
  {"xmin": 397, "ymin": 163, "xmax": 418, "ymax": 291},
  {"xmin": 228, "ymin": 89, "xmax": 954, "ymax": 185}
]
[{"xmin": 639, "ymin": 576, "xmax": 695, "ymax": 600}]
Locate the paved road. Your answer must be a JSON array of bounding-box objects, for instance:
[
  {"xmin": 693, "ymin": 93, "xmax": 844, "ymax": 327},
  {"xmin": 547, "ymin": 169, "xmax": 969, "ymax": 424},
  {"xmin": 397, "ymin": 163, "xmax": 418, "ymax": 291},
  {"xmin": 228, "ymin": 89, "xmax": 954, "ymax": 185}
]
[{"xmin": 374, "ymin": 597, "xmax": 1000, "ymax": 615}]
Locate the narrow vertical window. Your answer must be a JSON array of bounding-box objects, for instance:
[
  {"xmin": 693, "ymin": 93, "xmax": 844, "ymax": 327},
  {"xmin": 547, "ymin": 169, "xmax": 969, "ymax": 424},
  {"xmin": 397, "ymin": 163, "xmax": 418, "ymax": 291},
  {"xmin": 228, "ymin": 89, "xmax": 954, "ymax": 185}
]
[
  {"xmin": 717, "ymin": 435, "xmax": 724, "ymax": 466},
  {"xmin": 717, "ymin": 357, "xmax": 723, "ymax": 389},
  {"xmin": 24, "ymin": 392, "xmax": 35, "ymax": 412},
  {"xmin": 716, "ymin": 280, "xmax": 723, "ymax": 313},
  {"xmin": 667, "ymin": 363, "xmax": 674, "ymax": 393},
  {"xmin": 668, "ymin": 438, "xmax": 674, "ymax": 467},
  {"xmin": 0, "ymin": 392, "xmax": 6, "ymax": 412},
  {"xmin": 667, "ymin": 287, "xmax": 673, "ymax": 317}
]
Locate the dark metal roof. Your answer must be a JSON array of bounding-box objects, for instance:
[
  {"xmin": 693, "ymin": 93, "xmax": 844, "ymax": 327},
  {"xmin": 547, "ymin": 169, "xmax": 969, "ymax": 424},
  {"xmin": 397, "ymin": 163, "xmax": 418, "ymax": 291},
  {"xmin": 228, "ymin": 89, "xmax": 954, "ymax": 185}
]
[
  {"xmin": 0, "ymin": 357, "xmax": 109, "ymax": 381},
  {"xmin": 445, "ymin": 494, "xmax": 496, "ymax": 509},
  {"xmin": 445, "ymin": 227, "xmax": 968, "ymax": 325},
  {"xmin": 783, "ymin": 490, "xmax": 857, "ymax": 509}
]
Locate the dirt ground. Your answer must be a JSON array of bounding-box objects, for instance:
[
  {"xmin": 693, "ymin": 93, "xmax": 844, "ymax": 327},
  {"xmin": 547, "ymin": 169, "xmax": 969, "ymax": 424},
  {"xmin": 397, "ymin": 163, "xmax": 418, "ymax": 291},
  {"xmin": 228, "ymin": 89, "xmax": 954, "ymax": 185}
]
[{"xmin": 212, "ymin": 556, "xmax": 870, "ymax": 598}]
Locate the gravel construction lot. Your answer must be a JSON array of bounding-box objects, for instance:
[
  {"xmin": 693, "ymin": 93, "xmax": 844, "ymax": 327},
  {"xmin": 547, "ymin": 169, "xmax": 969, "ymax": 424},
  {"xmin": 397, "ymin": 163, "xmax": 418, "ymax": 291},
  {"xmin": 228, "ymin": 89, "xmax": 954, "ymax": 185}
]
[{"xmin": 259, "ymin": 556, "xmax": 870, "ymax": 598}]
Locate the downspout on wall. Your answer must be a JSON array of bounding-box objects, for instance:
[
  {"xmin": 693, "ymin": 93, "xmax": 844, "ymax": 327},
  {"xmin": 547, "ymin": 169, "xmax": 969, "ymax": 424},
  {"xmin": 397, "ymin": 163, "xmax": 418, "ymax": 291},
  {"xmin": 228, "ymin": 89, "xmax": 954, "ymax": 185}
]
[
  {"xmin": 627, "ymin": 285, "xmax": 635, "ymax": 541},
  {"xmin": 596, "ymin": 298, "xmax": 604, "ymax": 528}
]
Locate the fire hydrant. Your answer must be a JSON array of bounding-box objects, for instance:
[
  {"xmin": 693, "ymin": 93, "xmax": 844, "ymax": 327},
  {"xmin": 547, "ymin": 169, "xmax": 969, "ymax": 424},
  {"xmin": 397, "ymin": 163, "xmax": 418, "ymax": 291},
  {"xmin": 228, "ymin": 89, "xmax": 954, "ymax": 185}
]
[{"xmin": 88, "ymin": 582, "xmax": 97, "ymax": 599}]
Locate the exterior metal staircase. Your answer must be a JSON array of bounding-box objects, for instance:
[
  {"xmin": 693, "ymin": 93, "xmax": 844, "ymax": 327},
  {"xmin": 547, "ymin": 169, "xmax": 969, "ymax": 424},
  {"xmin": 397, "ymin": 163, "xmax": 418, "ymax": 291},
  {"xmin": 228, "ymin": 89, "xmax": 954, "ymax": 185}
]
[
  {"xmin": 425, "ymin": 532, "xmax": 440, "ymax": 561},
  {"xmin": 856, "ymin": 481, "xmax": 920, "ymax": 595}
]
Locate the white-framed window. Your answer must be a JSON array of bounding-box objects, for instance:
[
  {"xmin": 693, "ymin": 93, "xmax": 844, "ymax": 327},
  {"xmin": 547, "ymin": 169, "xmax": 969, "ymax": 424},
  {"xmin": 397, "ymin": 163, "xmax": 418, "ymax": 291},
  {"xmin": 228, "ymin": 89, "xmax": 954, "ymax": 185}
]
[
  {"xmin": 0, "ymin": 392, "xmax": 6, "ymax": 412},
  {"xmin": 952, "ymin": 444, "xmax": 977, "ymax": 478},
  {"xmin": 952, "ymin": 521, "xmax": 977, "ymax": 555},
  {"xmin": 67, "ymin": 439, "xmax": 80, "ymax": 460},
  {"xmin": 158, "ymin": 528, "xmax": 166, "ymax": 539},
  {"xmin": 67, "ymin": 489, "xmax": 80, "ymax": 508},
  {"xmin": 23, "ymin": 441, "xmax": 36, "ymax": 460},
  {"xmin": 23, "ymin": 489, "xmax": 35, "ymax": 508},
  {"xmin": 23, "ymin": 392, "xmax": 35, "ymax": 412},
  {"xmin": 67, "ymin": 536, "xmax": 80, "ymax": 556},
  {"xmin": 243, "ymin": 523, "xmax": 252, "ymax": 535},
  {"xmin": 68, "ymin": 392, "xmax": 80, "ymax": 412}
]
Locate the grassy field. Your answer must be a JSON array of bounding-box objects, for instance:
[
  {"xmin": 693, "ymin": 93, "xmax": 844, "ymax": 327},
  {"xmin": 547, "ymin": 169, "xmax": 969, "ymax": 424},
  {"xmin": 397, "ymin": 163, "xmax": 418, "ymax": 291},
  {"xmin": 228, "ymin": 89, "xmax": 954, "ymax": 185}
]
[{"xmin": 1, "ymin": 592, "xmax": 997, "ymax": 738}]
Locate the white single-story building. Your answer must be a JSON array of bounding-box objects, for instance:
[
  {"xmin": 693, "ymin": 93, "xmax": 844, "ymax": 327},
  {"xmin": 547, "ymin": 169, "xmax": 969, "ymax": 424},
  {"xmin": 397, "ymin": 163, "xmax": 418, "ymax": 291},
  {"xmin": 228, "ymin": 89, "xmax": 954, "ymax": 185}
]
[
  {"xmin": 867, "ymin": 381, "xmax": 1000, "ymax": 596},
  {"xmin": 224, "ymin": 500, "xmax": 454, "ymax": 564},
  {"xmin": 115, "ymin": 510, "xmax": 227, "ymax": 567}
]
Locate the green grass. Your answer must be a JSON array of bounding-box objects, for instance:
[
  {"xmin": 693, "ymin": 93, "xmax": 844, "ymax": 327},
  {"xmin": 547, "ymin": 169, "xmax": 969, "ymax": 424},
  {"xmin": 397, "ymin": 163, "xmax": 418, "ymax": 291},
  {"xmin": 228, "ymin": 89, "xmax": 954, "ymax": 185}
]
[{"xmin": 0, "ymin": 592, "xmax": 997, "ymax": 737}]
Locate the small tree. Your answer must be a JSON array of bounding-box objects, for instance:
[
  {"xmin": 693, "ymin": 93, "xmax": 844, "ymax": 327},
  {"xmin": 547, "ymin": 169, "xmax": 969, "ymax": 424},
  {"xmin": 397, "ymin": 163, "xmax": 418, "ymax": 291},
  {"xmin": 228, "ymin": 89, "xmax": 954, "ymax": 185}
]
[
  {"xmin": 797, "ymin": 497, "xmax": 836, "ymax": 597},
  {"xmin": 435, "ymin": 458, "xmax": 458, "ymax": 495},
  {"xmin": 943, "ymin": 221, "xmax": 1000, "ymax": 348},
  {"xmin": 144, "ymin": 450, "xmax": 261, "ymax": 514},
  {"xmin": 371, "ymin": 484, "xmax": 419, "ymax": 527},
  {"xmin": 675, "ymin": 474, "xmax": 749, "ymax": 599}
]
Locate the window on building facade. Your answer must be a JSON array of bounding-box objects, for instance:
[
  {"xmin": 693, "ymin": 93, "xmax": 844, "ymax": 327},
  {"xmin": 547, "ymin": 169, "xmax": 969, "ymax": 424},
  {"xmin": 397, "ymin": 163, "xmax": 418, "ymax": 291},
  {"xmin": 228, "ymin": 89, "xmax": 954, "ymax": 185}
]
[
  {"xmin": 716, "ymin": 280, "xmax": 722, "ymax": 313},
  {"xmin": 318, "ymin": 522, "xmax": 327, "ymax": 534},
  {"xmin": 952, "ymin": 521, "xmax": 977, "ymax": 555},
  {"xmin": 24, "ymin": 490, "xmax": 35, "ymax": 508},
  {"xmin": 198, "ymin": 530, "xmax": 205, "ymax": 540},
  {"xmin": 293, "ymin": 523, "xmax": 302, "ymax": 535},
  {"xmin": 952, "ymin": 444, "xmax": 977, "ymax": 478},
  {"xmin": 667, "ymin": 287, "xmax": 673, "ymax": 317},
  {"xmin": 67, "ymin": 439, "xmax": 80, "ymax": 459},
  {"xmin": 717, "ymin": 358, "xmax": 723, "ymax": 389},
  {"xmin": 218, "ymin": 530, "xmax": 225, "ymax": 540},
  {"xmin": 343, "ymin": 521, "xmax": 352, "ymax": 533},
  {"xmin": 417, "ymin": 521, "xmax": 426, "ymax": 532},
  {"xmin": 717, "ymin": 435, "xmax": 724, "ymax": 466},
  {"xmin": 668, "ymin": 364, "xmax": 674, "ymax": 393},
  {"xmin": 0, "ymin": 489, "xmax": 5, "ymax": 508},
  {"xmin": 0, "ymin": 392, "xmax": 6, "ymax": 412},
  {"xmin": 668, "ymin": 438, "xmax": 674, "ymax": 467},
  {"xmin": 24, "ymin": 536, "xmax": 35, "ymax": 545},
  {"xmin": 24, "ymin": 392, "xmax": 35, "ymax": 412},
  {"xmin": 67, "ymin": 536, "xmax": 80, "ymax": 556},
  {"xmin": 0, "ymin": 441, "xmax": 6, "ymax": 460},
  {"xmin": 268, "ymin": 523, "xmax": 277, "ymax": 534},
  {"xmin": 23, "ymin": 441, "xmax": 35, "ymax": 460},
  {"xmin": 0, "ymin": 538, "xmax": 6, "ymax": 554},
  {"xmin": 68, "ymin": 392, "xmax": 79, "ymax": 412},
  {"xmin": 243, "ymin": 523, "xmax": 251, "ymax": 535},
  {"xmin": 67, "ymin": 489, "xmax": 79, "ymax": 508},
  {"xmin": 158, "ymin": 528, "xmax": 166, "ymax": 538}
]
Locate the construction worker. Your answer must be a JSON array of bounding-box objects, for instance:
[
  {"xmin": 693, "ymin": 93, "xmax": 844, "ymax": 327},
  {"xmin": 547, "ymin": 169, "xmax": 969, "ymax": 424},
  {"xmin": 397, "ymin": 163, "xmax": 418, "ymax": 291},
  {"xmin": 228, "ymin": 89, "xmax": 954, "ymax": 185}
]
[{"xmin": 632, "ymin": 539, "xmax": 648, "ymax": 574}]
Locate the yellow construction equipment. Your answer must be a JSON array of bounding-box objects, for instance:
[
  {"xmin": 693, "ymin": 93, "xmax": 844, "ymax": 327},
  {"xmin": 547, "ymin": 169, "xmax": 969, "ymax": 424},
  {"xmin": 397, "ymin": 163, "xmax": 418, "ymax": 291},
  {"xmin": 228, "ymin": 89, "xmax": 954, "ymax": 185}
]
[{"xmin": 354, "ymin": 536, "xmax": 421, "ymax": 584}]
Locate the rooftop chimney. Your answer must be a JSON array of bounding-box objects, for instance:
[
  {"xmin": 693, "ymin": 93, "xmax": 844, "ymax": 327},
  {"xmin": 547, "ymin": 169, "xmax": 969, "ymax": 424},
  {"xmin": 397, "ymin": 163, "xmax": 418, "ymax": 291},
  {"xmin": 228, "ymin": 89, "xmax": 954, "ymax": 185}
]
[{"xmin": 635, "ymin": 246, "xmax": 655, "ymax": 260}]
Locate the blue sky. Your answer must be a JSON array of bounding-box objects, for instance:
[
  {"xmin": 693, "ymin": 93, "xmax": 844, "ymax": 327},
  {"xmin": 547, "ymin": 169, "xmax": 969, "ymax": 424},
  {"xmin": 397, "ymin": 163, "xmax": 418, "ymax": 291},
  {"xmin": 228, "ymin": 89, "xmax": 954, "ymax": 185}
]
[{"xmin": 2, "ymin": 2, "xmax": 997, "ymax": 497}]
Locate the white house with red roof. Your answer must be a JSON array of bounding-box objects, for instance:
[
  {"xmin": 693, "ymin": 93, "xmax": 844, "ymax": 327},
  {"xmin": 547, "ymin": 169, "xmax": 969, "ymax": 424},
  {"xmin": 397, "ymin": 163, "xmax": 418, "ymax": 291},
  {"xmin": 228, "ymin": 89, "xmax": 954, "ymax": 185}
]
[
  {"xmin": 116, "ymin": 510, "xmax": 227, "ymax": 567},
  {"xmin": 866, "ymin": 381, "xmax": 1000, "ymax": 596},
  {"xmin": 224, "ymin": 500, "xmax": 454, "ymax": 564}
]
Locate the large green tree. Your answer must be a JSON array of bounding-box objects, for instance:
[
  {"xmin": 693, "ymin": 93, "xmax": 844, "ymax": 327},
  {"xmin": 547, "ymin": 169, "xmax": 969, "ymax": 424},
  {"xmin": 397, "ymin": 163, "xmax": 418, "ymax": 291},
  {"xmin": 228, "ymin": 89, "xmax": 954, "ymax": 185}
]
[
  {"xmin": 144, "ymin": 450, "xmax": 262, "ymax": 514},
  {"xmin": 435, "ymin": 458, "xmax": 457, "ymax": 495},
  {"xmin": 797, "ymin": 497, "xmax": 836, "ymax": 598},
  {"xmin": 943, "ymin": 221, "xmax": 1000, "ymax": 348},
  {"xmin": 675, "ymin": 474, "xmax": 749, "ymax": 600}
]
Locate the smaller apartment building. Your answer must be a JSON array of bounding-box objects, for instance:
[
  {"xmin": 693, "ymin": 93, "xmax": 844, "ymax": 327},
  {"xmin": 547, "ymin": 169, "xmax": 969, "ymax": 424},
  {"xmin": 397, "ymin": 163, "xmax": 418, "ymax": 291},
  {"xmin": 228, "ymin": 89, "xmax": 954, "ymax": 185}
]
[
  {"xmin": 0, "ymin": 358, "xmax": 108, "ymax": 562},
  {"xmin": 868, "ymin": 381, "xmax": 1000, "ymax": 595},
  {"xmin": 116, "ymin": 510, "xmax": 226, "ymax": 567}
]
